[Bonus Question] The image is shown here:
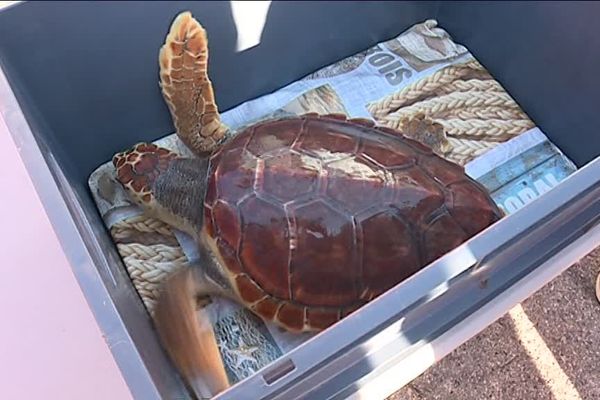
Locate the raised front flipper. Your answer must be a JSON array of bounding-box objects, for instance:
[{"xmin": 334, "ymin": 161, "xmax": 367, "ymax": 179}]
[{"xmin": 159, "ymin": 12, "xmax": 229, "ymax": 155}]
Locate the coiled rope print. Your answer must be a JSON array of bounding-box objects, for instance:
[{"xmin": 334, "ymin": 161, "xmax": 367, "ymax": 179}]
[{"xmin": 367, "ymin": 58, "xmax": 534, "ymax": 165}]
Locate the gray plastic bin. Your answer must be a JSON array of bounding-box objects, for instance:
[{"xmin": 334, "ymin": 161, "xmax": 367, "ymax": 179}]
[{"xmin": 1, "ymin": 2, "xmax": 599, "ymax": 399}]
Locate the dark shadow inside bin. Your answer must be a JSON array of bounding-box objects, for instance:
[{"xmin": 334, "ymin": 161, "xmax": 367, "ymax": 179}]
[{"xmin": 1, "ymin": 1, "xmax": 600, "ymax": 399}]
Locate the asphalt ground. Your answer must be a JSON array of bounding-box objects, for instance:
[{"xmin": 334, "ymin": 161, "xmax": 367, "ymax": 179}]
[{"xmin": 389, "ymin": 246, "xmax": 600, "ymax": 400}]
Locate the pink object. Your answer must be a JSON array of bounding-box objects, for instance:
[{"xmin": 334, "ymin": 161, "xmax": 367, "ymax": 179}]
[{"xmin": 0, "ymin": 115, "xmax": 132, "ymax": 399}]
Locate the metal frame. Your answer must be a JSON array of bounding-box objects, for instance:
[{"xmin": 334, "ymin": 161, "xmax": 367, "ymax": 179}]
[{"xmin": 2, "ymin": 51, "xmax": 600, "ymax": 400}]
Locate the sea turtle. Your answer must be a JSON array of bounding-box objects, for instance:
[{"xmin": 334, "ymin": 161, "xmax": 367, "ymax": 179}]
[{"xmin": 112, "ymin": 11, "xmax": 503, "ymax": 397}]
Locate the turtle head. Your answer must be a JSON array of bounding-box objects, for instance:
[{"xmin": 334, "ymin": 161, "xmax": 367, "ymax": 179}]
[
  {"xmin": 113, "ymin": 143, "xmax": 180, "ymax": 205},
  {"xmin": 113, "ymin": 142, "xmax": 209, "ymax": 236}
]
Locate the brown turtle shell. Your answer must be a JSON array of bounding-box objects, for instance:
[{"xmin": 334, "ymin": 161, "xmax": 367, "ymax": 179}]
[{"xmin": 203, "ymin": 114, "xmax": 502, "ymax": 331}]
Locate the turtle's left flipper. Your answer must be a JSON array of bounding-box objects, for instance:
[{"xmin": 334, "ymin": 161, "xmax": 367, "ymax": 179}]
[
  {"xmin": 159, "ymin": 11, "xmax": 228, "ymax": 156},
  {"xmin": 154, "ymin": 267, "xmax": 230, "ymax": 398}
]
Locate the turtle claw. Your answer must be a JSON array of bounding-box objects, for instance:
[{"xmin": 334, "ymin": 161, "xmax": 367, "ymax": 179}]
[{"xmin": 399, "ymin": 113, "xmax": 451, "ymax": 156}]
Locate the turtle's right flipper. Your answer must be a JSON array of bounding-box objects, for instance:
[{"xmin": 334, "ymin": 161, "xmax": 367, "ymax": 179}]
[{"xmin": 159, "ymin": 11, "xmax": 228, "ymax": 156}]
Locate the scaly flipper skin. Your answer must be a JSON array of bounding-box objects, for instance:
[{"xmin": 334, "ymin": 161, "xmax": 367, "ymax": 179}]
[{"xmin": 159, "ymin": 11, "xmax": 229, "ymax": 155}]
